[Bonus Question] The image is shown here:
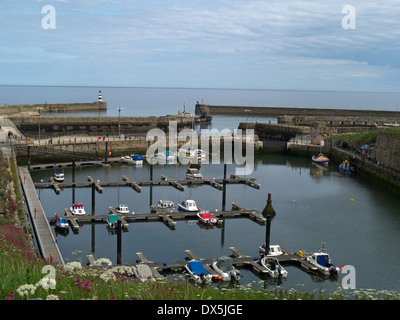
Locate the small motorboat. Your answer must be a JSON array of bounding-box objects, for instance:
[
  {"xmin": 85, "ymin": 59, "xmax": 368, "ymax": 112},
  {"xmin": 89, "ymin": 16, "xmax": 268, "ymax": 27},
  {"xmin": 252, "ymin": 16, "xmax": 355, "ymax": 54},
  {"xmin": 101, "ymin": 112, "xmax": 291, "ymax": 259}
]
[
  {"xmin": 131, "ymin": 154, "xmax": 143, "ymax": 165},
  {"xmin": 177, "ymin": 200, "xmax": 198, "ymax": 212},
  {"xmin": 121, "ymin": 155, "xmax": 134, "ymax": 164},
  {"xmin": 185, "ymin": 260, "xmax": 213, "ymax": 283},
  {"xmin": 157, "ymin": 200, "xmax": 175, "ymax": 213},
  {"xmin": 339, "ymin": 160, "xmax": 354, "ymax": 174},
  {"xmin": 211, "ymin": 256, "xmax": 240, "ymax": 281},
  {"xmin": 312, "ymin": 153, "xmax": 329, "ymax": 165},
  {"xmin": 116, "ymin": 204, "xmax": 129, "ymax": 214},
  {"xmin": 260, "ymin": 256, "xmax": 288, "ymax": 278},
  {"xmin": 197, "ymin": 210, "xmax": 217, "ymax": 226},
  {"xmin": 305, "ymin": 243, "xmax": 340, "ymax": 276},
  {"xmin": 185, "ymin": 168, "xmax": 204, "ymax": 180},
  {"xmin": 193, "ymin": 149, "xmax": 206, "ymax": 160},
  {"xmin": 195, "ymin": 113, "xmax": 212, "ymax": 124},
  {"xmin": 259, "ymin": 244, "xmax": 284, "ymax": 256},
  {"xmin": 70, "ymin": 203, "xmax": 86, "ymax": 216},
  {"xmin": 53, "ymin": 213, "xmax": 69, "ymax": 230},
  {"xmin": 149, "ymin": 152, "xmax": 175, "ymax": 164},
  {"xmin": 54, "ymin": 172, "xmax": 64, "ymax": 182},
  {"xmin": 106, "ymin": 214, "xmax": 120, "ymax": 229}
]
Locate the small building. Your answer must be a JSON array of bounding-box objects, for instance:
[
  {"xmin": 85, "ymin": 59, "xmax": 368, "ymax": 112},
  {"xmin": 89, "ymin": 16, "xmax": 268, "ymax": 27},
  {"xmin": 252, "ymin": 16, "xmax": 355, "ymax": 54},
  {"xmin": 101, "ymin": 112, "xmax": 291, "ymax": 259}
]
[{"xmin": 310, "ymin": 131, "xmax": 325, "ymax": 146}]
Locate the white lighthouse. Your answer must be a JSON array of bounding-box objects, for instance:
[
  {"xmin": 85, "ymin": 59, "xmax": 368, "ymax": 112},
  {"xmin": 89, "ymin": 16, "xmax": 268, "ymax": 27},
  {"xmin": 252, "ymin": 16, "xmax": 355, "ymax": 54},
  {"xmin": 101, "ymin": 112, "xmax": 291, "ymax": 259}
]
[{"xmin": 98, "ymin": 90, "xmax": 103, "ymax": 102}]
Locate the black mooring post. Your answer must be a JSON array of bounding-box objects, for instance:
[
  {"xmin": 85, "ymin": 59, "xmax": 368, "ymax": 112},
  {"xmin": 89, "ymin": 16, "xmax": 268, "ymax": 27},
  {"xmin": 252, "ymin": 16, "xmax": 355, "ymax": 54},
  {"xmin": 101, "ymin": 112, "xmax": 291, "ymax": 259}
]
[
  {"xmin": 117, "ymin": 220, "xmax": 122, "ymax": 265},
  {"xmin": 265, "ymin": 214, "xmax": 272, "ymax": 255},
  {"xmin": 150, "ymin": 164, "xmax": 153, "ymax": 181},
  {"xmin": 222, "ymin": 163, "xmax": 227, "ymax": 211},
  {"xmin": 27, "ymin": 146, "xmax": 31, "ymax": 171},
  {"xmin": 72, "ymin": 159, "xmax": 75, "ymax": 183},
  {"xmin": 91, "ymin": 183, "xmax": 95, "ymax": 216},
  {"xmin": 105, "ymin": 142, "xmax": 108, "ymax": 162}
]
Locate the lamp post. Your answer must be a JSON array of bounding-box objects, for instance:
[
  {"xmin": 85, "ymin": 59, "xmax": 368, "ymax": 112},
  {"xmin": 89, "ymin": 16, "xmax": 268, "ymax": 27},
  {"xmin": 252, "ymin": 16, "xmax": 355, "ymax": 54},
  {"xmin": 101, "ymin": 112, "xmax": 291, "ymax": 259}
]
[
  {"xmin": 37, "ymin": 107, "xmax": 43, "ymax": 145},
  {"xmin": 117, "ymin": 107, "xmax": 123, "ymax": 139}
]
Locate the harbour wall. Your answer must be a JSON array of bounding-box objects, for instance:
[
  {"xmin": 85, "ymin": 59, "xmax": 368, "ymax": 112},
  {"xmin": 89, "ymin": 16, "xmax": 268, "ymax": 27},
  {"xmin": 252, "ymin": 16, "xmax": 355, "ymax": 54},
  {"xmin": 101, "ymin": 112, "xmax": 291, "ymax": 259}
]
[
  {"xmin": 0, "ymin": 101, "xmax": 107, "ymax": 115},
  {"xmin": 10, "ymin": 115, "xmax": 193, "ymax": 135},
  {"xmin": 372, "ymin": 131, "xmax": 400, "ymax": 172},
  {"xmin": 195, "ymin": 103, "xmax": 400, "ymax": 119}
]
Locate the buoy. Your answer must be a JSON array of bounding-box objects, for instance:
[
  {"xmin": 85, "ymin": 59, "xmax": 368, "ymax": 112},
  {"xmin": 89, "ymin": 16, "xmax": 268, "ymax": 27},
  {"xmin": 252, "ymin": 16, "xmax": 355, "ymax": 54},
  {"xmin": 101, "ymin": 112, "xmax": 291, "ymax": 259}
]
[{"xmin": 351, "ymin": 198, "xmax": 354, "ymax": 202}]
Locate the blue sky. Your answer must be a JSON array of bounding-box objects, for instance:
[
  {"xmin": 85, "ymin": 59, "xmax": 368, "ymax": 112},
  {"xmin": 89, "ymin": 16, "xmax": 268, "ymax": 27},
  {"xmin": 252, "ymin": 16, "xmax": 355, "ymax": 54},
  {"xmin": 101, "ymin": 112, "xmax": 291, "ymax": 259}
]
[{"xmin": 1, "ymin": 0, "xmax": 400, "ymax": 91}]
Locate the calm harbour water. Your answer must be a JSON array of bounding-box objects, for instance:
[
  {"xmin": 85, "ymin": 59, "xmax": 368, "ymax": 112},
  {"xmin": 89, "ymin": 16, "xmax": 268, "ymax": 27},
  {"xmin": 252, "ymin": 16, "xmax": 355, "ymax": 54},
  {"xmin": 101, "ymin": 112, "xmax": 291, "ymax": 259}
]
[
  {"xmin": 30, "ymin": 155, "xmax": 400, "ymax": 295},
  {"xmin": 4, "ymin": 85, "xmax": 399, "ymax": 294}
]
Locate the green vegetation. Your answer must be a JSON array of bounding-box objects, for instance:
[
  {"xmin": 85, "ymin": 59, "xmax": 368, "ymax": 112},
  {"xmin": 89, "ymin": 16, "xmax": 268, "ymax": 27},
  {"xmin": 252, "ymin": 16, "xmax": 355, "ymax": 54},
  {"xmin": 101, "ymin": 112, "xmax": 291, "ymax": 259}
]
[{"xmin": 327, "ymin": 126, "xmax": 400, "ymax": 146}]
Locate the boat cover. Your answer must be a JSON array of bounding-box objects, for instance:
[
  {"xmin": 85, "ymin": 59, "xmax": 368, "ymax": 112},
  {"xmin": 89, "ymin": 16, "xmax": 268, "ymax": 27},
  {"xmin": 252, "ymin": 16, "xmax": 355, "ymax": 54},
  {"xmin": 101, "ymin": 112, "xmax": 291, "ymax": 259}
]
[
  {"xmin": 133, "ymin": 154, "xmax": 143, "ymax": 160},
  {"xmin": 188, "ymin": 261, "xmax": 209, "ymax": 275},
  {"xmin": 200, "ymin": 212, "xmax": 215, "ymax": 219},
  {"xmin": 108, "ymin": 214, "xmax": 119, "ymax": 223},
  {"xmin": 216, "ymin": 256, "xmax": 233, "ymax": 272}
]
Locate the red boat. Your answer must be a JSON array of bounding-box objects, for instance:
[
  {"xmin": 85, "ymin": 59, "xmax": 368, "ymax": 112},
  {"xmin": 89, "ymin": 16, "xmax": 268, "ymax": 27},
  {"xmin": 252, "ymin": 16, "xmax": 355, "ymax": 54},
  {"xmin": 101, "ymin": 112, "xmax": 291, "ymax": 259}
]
[{"xmin": 197, "ymin": 210, "xmax": 217, "ymax": 226}]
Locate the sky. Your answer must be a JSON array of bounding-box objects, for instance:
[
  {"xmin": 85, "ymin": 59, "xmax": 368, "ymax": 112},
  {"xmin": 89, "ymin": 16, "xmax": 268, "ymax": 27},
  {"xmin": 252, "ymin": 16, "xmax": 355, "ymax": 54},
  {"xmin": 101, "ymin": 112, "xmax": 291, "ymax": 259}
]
[{"xmin": 1, "ymin": 0, "xmax": 400, "ymax": 92}]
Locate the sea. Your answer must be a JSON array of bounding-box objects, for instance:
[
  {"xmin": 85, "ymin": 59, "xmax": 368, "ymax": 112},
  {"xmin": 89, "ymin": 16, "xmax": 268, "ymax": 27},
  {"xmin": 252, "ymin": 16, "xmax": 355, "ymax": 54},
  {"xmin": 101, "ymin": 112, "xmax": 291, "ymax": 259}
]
[{"xmin": 3, "ymin": 85, "xmax": 400, "ymax": 297}]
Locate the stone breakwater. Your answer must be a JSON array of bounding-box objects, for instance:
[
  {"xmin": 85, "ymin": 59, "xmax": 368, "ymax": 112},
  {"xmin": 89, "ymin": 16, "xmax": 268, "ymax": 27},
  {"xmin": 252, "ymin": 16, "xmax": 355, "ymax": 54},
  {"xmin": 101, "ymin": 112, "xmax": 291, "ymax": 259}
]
[
  {"xmin": 0, "ymin": 101, "xmax": 107, "ymax": 114},
  {"xmin": 11, "ymin": 115, "xmax": 193, "ymax": 135}
]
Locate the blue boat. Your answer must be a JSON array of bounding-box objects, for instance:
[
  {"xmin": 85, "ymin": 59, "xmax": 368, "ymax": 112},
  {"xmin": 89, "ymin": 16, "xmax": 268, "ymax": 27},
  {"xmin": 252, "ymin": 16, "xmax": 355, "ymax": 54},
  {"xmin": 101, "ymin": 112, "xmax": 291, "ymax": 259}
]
[
  {"xmin": 185, "ymin": 260, "xmax": 213, "ymax": 283},
  {"xmin": 131, "ymin": 154, "xmax": 143, "ymax": 165},
  {"xmin": 339, "ymin": 160, "xmax": 354, "ymax": 174}
]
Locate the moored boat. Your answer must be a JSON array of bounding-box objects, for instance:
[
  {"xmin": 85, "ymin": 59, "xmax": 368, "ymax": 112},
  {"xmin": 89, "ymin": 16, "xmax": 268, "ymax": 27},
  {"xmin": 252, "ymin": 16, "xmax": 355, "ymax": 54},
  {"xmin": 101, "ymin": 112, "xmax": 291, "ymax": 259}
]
[
  {"xmin": 259, "ymin": 244, "xmax": 284, "ymax": 256},
  {"xmin": 157, "ymin": 200, "xmax": 175, "ymax": 213},
  {"xmin": 107, "ymin": 214, "xmax": 120, "ymax": 229},
  {"xmin": 177, "ymin": 200, "xmax": 198, "ymax": 212},
  {"xmin": 70, "ymin": 203, "xmax": 86, "ymax": 216},
  {"xmin": 54, "ymin": 172, "xmax": 64, "ymax": 182},
  {"xmin": 304, "ymin": 242, "xmax": 340, "ymax": 276},
  {"xmin": 195, "ymin": 113, "xmax": 212, "ymax": 124},
  {"xmin": 53, "ymin": 213, "xmax": 69, "ymax": 230},
  {"xmin": 312, "ymin": 153, "xmax": 329, "ymax": 164},
  {"xmin": 116, "ymin": 204, "xmax": 129, "ymax": 214},
  {"xmin": 260, "ymin": 256, "xmax": 288, "ymax": 278},
  {"xmin": 339, "ymin": 160, "xmax": 354, "ymax": 174},
  {"xmin": 131, "ymin": 154, "xmax": 143, "ymax": 165},
  {"xmin": 185, "ymin": 260, "xmax": 213, "ymax": 283},
  {"xmin": 185, "ymin": 168, "xmax": 204, "ymax": 180},
  {"xmin": 211, "ymin": 256, "xmax": 240, "ymax": 281},
  {"xmin": 197, "ymin": 210, "xmax": 217, "ymax": 226}
]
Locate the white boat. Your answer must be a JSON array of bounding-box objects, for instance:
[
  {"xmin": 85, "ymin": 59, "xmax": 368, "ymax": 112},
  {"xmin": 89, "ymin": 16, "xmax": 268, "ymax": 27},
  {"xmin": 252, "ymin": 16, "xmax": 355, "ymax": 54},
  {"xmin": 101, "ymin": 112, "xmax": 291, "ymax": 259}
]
[
  {"xmin": 211, "ymin": 256, "xmax": 240, "ymax": 281},
  {"xmin": 185, "ymin": 260, "xmax": 213, "ymax": 283},
  {"xmin": 54, "ymin": 172, "xmax": 64, "ymax": 182},
  {"xmin": 178, "ymin": 200, "xmax": 198, "ymax": 212},
  {"xmin": 116, "ymin": 204, "xmax": 129, "ymax": 214},
  {"xmin": 305, "ymin": 243, "xmax": 340, "ymax": 276},
  {"xmin": 193, "ymin": 149, "xmax": 206, "ymax": 160},
  {"xmin": 186, "ymin": 168, "xmax": 204, "ymax": 180},
  {"xmin": 149, "ymin": 152, "xmax": 175, "ymax": 164},
  {"xmin": 259, "ymin": 244, "xmax": 284, "ymax": 256},
  {"xmin": 107, "ymin": 214, "xmax": 120, "ymax": 229},
  {"xmin": 197, "ymin": 210, "xmax": 217, "ymax": 226},
  {"xmin": 130, "ymin": 154, "xmax": 143, "ymax": 165},
  {"xmin": 260, "ymin": 256, "xmax": 288, "ymax": 278},
  {"xmin": 157, "ymin": 200, "xmax": 175, "ymax": 213},
  {"xmin": 70, "ymin": 203, "xmax": 86, "ymax": 216}
]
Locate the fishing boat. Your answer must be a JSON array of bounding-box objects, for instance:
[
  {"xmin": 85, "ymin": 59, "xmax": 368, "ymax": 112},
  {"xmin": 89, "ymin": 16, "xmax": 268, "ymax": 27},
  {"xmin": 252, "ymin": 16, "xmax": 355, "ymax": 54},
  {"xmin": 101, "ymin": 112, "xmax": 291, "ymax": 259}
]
[
  {"xmin": 116, "ymin": 204, "xmax": 129, "ymax": 214},
  {"xmin": 70, "ymin": 203, "xmax": 86, "ymax": 216},
  {"xmin": 106, "ymin": 214, "xmax": 120, "ymax": 229},
  {"xmin": 195, "ymin": 113, "xmax": 212, "ymax": 124},
  {"xmin": 260, "ymin": 256, "xmax": 288, "ymax": 278},
  {"xmin": 54, "ymin": 171, "xmax": 64, "ymax": 182},
  {"xmin": 339, "ymin": 160, "xmax": 354, "ymax": 174},
  {"xmin": 185, "ymin": 260, "xmax": 213, "ymax": 283},
  {"xmin": 259, "ymin": 244, "xmax": 284, "ymax": 256},
  {"xmin": 131, "ymin": 154, "xmax": 143, "ymax": 165},
  {"xmin": 177, "ymin": 200, "xmax": 198, "ymax": 212},
  {"xmin": 211, "ymin": 256, "xmax": 240, "ymax": 281},
  {"xmin": 312, "ymin": 153, "xmax": 329, "ymax": 164},
  {"xmin": 197, "ymin": 210, "xmax": 217, "ymax": 226},
  {"xmin": 185, "ymin": 168, "xmax": 204, "ymax": 180},
  {"xmin": 304, "ymin": 243, "xmax": 340, "ymax": 276},
  {"xmin": 157, "ymin": 200, "xmax": 175, "ymax": 213}
]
